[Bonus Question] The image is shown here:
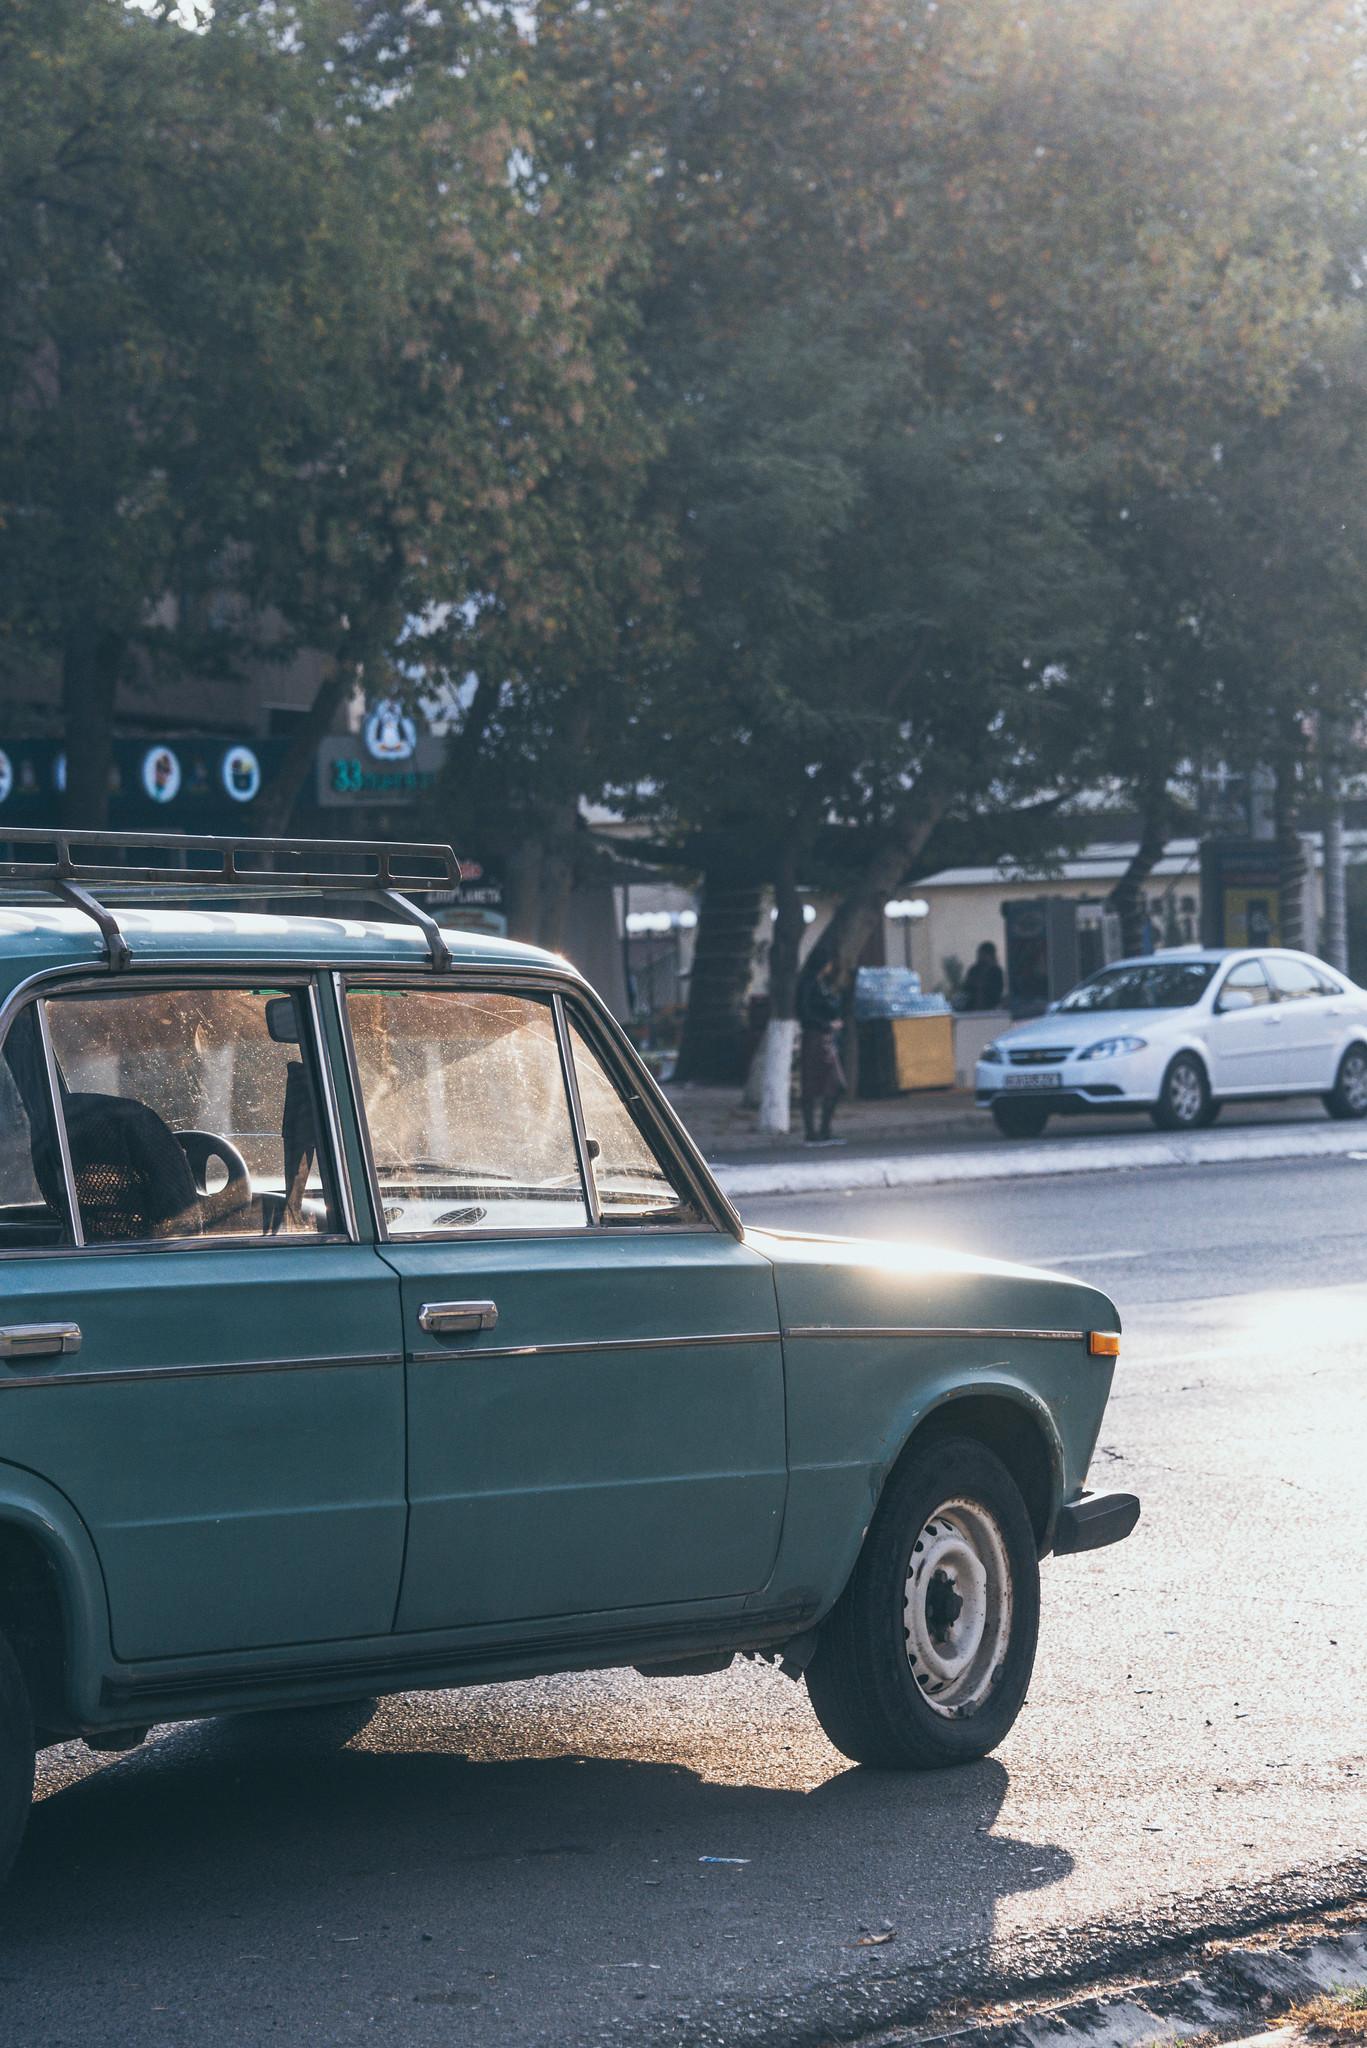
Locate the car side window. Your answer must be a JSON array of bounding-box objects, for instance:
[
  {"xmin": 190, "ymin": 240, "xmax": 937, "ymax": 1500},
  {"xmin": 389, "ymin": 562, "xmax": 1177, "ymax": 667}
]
[
  {"xmin": 42, "ymin": 985, "xmax": 341, "ymax": 1245},
  {"xmin": 1266, "ymin": 957, "xmax": 1324, "ymax": 1002},
  {"xmin": 567, "ymin": 1016, "xmax": 704, "ymax": 1226},
  {"xmin": 1216, "ymin": 960, "xmax": 1272, "ymax": 1010},
  {"xmin": 346, "ymin": 986, "xmax": 589, "ymax": 1235},
  {"xmin": 0, "ymin": 1004, "xmax": 73, "ymax": 1249}
]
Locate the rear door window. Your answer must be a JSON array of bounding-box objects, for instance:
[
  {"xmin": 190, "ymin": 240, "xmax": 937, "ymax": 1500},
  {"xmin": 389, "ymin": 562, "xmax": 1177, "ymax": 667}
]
[
  {"xmin": 1266, "ymin": 957, "xmax": 1325, "ymax": 1003},
  {"xmin": 43, "ymin": 984, "xmax": 341, "ymax": 1244},
  {"xmin": 0, "ymin": 1005, "xmax": 73, "ymax": 1248}
]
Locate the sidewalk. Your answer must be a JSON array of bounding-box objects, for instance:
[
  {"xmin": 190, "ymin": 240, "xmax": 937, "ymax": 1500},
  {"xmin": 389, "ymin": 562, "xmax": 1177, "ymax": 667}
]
[{"xmin": 662, "ymin": 1081, "xmax": 1362, "ymax": 1198}]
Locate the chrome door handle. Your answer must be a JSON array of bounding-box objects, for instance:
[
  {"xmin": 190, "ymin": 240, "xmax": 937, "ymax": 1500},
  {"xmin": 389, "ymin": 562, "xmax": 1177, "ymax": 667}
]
[
  {"xmin": 0, "ymin": 1322, "xmax": 81, "ymax": 1361},
  {"xmin": 418, "ymin": 1300, "xmax": 499, "ymax": 1336}
]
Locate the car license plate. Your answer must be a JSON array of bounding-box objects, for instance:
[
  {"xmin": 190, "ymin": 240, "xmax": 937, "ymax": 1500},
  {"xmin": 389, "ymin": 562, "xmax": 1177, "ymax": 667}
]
[{"xmin": 1002, "ymin": 1072, "xmax": 1062, "ymax": 1090}]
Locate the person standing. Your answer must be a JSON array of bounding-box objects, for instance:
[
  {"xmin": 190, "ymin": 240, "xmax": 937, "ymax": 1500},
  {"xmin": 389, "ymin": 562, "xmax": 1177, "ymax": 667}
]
[
  {"xmin": 961, "ymin": 940, "xmax": 1005, "ymax": 1011},
  {"xmin": 799, "ymin": 958, "xmax": 847, "ymax": 1144}
]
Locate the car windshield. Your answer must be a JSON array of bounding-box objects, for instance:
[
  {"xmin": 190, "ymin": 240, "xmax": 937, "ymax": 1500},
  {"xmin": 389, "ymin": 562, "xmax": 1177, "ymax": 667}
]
[{"xmin": 1058, "ymin": 961, "xmax": 1217, "ymax": 1012}]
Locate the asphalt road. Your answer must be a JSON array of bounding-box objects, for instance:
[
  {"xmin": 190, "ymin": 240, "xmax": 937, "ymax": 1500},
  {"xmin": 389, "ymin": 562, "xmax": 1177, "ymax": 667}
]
[{"xmin": 6, "ymin": 1157, "xmax": 1366, "ymax": 2047}]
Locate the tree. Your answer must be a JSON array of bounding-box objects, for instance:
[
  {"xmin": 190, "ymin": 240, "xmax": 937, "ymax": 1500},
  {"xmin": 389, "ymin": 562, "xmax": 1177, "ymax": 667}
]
[{"xmin": 0, "ymin": 0, "xmax": 385, "ymax": 826}]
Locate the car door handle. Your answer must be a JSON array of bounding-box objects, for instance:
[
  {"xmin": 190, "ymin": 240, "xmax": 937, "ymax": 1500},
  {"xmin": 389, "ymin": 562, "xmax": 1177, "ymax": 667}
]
[
  {"xmin": 417, "ymin": 1300, "xmax": 499, "ymax": 1336},
  {"xmin": 0, "ymin": 1322, "xmax": 81, "ymax": 1361}
]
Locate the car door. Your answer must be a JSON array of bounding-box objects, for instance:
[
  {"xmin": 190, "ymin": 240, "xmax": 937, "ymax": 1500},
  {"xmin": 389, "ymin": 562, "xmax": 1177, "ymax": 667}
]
[
  {"xmin": 1205, "ymin": 956, "xmax": 1283, "ymax": 1092},
  {"xmin": 340, "ymin": 976, "xmax": 787, "ymax": 1635},
  {"xmin": 0, "ymin": 979, "xmax": 406, "ymax": 1662},
  {"xmin": 1263, "ymin": 955, "xmax": 1339, "ymax": 1087}
]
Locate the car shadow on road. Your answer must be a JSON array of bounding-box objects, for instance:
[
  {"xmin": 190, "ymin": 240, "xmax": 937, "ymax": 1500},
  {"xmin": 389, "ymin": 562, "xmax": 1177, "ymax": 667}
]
[{"xmin": 3, "ymin": 1694, "xmax": 1072, "ymax": 2042}]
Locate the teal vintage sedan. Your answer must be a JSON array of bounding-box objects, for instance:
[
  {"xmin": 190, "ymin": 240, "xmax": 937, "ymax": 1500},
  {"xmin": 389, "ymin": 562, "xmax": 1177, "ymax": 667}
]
[{"xmin": 0, "ymin": 830, "xmax": 1137, "ymax": 1878}]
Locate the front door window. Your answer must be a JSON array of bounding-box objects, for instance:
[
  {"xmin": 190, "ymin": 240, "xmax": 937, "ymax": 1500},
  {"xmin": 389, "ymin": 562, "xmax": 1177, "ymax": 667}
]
[{"xmin": 346, "ymin": 987, "xmax": 589, "ymax": 1234}]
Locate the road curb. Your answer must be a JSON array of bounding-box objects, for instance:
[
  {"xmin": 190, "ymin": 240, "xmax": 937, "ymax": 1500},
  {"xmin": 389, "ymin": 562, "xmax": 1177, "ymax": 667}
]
[
  {"xmin": 711, "ymin": 1122, "xmax": 1367, "ymax": 1199},
  {"xmin": 653, "ymin": 1859, "xmax": 1367, "ymax": 2048},
  {"xmin": 875, "ymin": 1925, "xmax": 1367, "ymax": 2048}
]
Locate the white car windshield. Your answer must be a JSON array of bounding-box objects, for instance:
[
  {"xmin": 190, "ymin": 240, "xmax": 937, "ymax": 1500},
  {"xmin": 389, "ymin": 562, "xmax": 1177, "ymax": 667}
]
[{"xmin": 1059, "ymin": 961, "xmax": 1217, "ymax": 1011}]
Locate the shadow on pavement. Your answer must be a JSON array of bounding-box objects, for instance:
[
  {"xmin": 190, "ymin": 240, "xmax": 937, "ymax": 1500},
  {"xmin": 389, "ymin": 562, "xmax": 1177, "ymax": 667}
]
[{"xmin": 2, "ymin": 1693, "xmax": 1072, "ymax": 2043}]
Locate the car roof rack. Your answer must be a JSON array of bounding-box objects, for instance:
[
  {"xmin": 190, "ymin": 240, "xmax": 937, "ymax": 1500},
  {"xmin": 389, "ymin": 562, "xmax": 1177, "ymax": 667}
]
[{"xmin": 0, "ymin": 827, "xmax": 462, "ymax": 973}]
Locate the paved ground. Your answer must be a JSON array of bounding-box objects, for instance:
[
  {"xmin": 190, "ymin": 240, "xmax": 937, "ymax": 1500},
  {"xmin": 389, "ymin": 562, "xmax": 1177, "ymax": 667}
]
[
  {"xmin": 665, "ymin": 1080, "xmax": 1331, "ymax": 1167},
  {"xmin": 6, "ymin": 1158, "xmax": 1365, "ymax": 2047}
]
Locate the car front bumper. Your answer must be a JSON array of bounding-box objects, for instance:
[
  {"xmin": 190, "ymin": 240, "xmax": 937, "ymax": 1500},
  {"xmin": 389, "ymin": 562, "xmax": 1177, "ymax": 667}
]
[
  {"xmin": 975, "ymin": 1044, "xmax": 1167, "ymax": 1110},
  {"xmin": 1052, "ymin": 1490, "xmax": 1141, "ymax": 1555}
]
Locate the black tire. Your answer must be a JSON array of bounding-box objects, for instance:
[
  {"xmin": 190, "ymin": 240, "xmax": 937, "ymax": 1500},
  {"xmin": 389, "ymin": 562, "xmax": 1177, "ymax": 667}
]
[
  {"xmin": 1150, "ymin": 1052, "xmax": 1210, "ymax": 1131},
  {"xmin": 805, "ymin": 1435, "xmax": 1040, "ymax": 1769},
  {"xmin": 1324, "ymin": 1043, "xmax": 1367, "ymax": 1120},
  {"xmin": 990, "ymin": 1099, "xmax": 1051, "ymax": 1140},
  {"xmin": 0, "ymin": 1629, "xmax": 35, "ymax": 1884}
]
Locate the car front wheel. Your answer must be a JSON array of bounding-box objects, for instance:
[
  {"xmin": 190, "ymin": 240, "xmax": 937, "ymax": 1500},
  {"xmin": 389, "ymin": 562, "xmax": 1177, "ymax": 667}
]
[
  {"xmin": 0, "ymin": 1628, "xmax": 35, "ymax": 1883},
  {"xmin": 1324, "ymin": 1044, "xmax": 1367, "ymax": 1120},
  {"xmin": 1150, "ymin": 1052, "xmax": 1212, "ymax": 1131},
  {"xmin": 804, "ymin": 1435, "xmax": 1040, "ymax": 1769}
]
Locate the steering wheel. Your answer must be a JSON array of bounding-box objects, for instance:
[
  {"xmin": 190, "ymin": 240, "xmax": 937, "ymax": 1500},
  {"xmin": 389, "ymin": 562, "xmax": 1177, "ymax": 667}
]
[{"xmin": 176, "ymin": 1130, "xmax": 253, "ymax": 1228}]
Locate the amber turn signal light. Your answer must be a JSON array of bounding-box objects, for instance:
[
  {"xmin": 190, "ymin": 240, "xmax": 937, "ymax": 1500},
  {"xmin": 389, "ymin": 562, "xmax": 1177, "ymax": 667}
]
[{"xmin": 1088, "ymin": 1331, "xmax": 1121, "ymax": 1358}]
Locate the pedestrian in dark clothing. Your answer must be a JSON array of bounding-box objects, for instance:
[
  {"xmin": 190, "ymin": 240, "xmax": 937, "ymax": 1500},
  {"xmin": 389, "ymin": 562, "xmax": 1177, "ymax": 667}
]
[
  {"xmin": 799, "ymin": 959, "xmax": 847, "ymax": 1144},
  {"xmin": 961, "ymin": 940, "xmax": 1005, "ymax": 1012}
]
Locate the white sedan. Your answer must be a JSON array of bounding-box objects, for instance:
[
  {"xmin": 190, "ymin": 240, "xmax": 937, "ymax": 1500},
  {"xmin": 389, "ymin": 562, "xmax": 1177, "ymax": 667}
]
[{"xmin": 975, "ymin": 948, "xmax": 1367, "ymax": 1138}]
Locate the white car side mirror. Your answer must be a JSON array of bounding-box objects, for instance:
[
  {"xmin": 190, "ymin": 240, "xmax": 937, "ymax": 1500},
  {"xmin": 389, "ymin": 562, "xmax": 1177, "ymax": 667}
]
[{"xmin": 1217, "ymin": 988, "xmax": 1256, "ymax": 1013}]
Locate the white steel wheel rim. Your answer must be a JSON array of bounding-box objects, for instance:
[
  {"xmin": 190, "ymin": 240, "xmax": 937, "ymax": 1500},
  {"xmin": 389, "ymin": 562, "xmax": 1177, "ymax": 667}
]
[
  {"xmin": 1168, "ymin": 1061, "xmax": 1203, "ymax": 1122},
  {"xmin": 1343, "ymin": 1051, "xmax": 1367, "ymax": 1111},
  {"xmin": 903, "ymin": 1498, "xmax": 1012, "ymax": 1719}
]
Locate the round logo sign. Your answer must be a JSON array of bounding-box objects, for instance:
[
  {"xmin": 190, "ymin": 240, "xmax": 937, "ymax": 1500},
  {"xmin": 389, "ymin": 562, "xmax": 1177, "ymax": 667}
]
[
  {"xmin": 142, "ymin": 746, "xmax": 182, "ymax": 804},
  {"xmin": 363, "ymin": 700, "xmax": 418, "ymax": 763},
  {"xmin": 221, "ymin": 745, "xmax": 261, "ymax": 803},
  {"xmin": 0, "ymin": 751, "xmax": 11, "ymax": 806}
]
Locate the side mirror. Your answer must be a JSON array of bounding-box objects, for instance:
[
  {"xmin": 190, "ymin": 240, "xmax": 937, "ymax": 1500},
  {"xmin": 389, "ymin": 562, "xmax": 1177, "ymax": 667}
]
[
  {"xmin": 1217, "ymin": 988, "xmax": 1255, "ymax": 1014},
  {"xmin": 265, "ymin": 996, "xmax": 302, "ymax": 1044}
]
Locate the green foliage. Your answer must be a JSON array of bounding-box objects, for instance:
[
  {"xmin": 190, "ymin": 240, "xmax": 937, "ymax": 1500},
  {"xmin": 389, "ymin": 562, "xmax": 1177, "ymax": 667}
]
[{"xmin": 3, "ymin": 0, "xmax": 1367, "ymax": 985}]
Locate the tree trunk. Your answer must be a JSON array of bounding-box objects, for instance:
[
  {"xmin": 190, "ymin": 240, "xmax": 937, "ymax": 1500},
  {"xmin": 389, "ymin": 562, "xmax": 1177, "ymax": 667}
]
[
  {"xmin": 755, "ymin": 843, "xmax": 804, "ymax": 1135},
  {"xmin": 801, "ymin": 790, "xmax": 950, "ymax": 990},
  {"xmin": 535, "ymin": 801, "xmax": 580, "ymax": 953},
  {"xmin": 1106, "ymin": 787, "xmax": 1170, "ymax": 957},
  {"xmin": 674, "ymin": 868, "xmax": 763, "ymax": 1085},
  {"xmin": 503, "ymin": 837, "xmax": 544, "ymax": 944},
  {"xmin": 251, "ymin": 657, "xmax": 357, "ymax": 837},
  {"xmin": 60, "ymin": 624, "xmax": 124, "ymax": 831}
]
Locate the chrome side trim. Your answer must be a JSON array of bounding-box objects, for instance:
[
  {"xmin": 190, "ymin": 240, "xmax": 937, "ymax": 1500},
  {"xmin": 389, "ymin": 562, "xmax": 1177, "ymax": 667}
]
[
  {"xmin": 782, "ymin": 1324, "xmax": 1087, "ymax": 1344},
  {"xmin": 410, "ymin": 1329, "xmax": 777, "ymax": 1365},
  {"xmin": 0, "ymin": 1350, "xmax": 404, "ymax": 1393}
]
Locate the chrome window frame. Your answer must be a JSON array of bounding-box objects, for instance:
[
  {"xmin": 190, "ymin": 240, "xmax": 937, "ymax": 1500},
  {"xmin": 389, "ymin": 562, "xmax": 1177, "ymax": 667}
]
[
  {"xmin": 0, "ymin": 965, "xmax": 358, "ymax": 1257},
  {"xmin": 336, "ymin": 966, "xmax": 735, "ymax": 1244}
]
